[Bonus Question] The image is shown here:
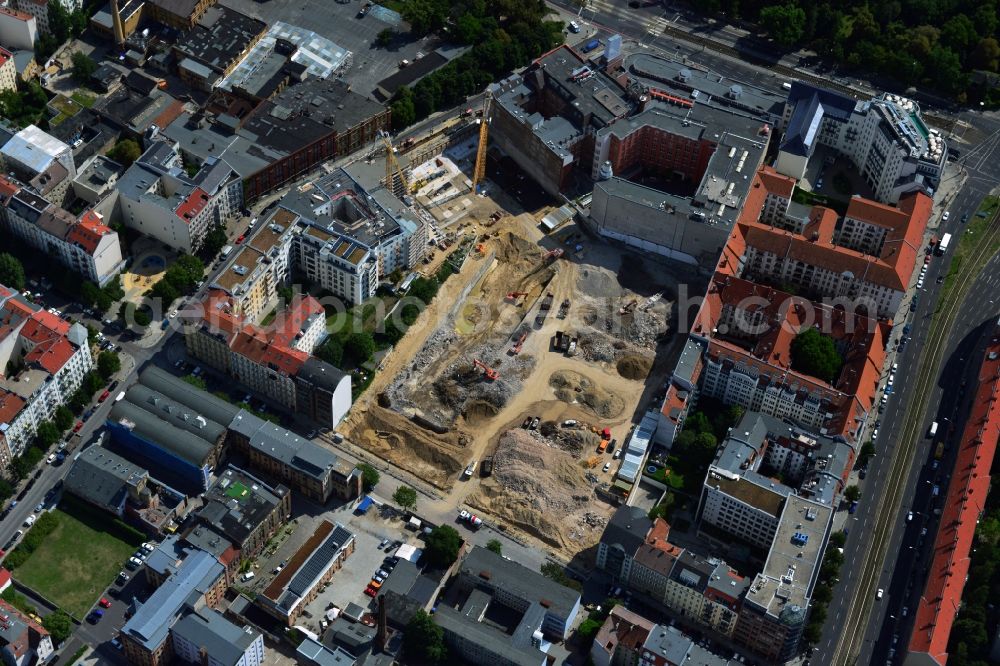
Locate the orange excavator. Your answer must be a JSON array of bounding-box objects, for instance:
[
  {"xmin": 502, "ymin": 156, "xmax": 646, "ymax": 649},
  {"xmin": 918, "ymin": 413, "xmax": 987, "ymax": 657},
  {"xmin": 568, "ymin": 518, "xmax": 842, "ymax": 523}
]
[
  {"xmin": 473, "ymin": 359, "xmax": 500, "ymax": 380},
  {"xmin": 506, "ymin": 291, "xmax": 529, "ymax": 303},
  {"xmin": 509, "ymin": 332, "xmax": 527, "ymax": 355}
]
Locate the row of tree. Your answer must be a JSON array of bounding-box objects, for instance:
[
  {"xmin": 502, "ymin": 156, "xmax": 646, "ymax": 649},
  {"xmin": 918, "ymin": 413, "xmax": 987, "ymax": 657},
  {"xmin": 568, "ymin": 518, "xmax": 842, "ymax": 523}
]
[
  {"xmin": 389, "ymin": 0, "xmax": 564, "ymax": 128},
  {"xmin": 694, "ymin": 0, "xmax": 1000, "ymax": 104}
]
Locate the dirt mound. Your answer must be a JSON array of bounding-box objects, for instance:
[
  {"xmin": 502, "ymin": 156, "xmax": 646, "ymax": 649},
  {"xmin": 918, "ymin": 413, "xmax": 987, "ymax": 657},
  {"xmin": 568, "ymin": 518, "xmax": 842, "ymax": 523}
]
[
  {"xmin": 493, "ymin": 231, "xmax": 541, "ymax": 264},
  {"xmin": 464, "ymin": 399, "xmax": 501, "ymax": 424},
  {"xmin": 346, "ymin": 406, "xmax": 465, "ymax": 489},
  {"xmin": 616, "ymin": 354, "xmax": 653, "ymax": 380},
  {"xmin": 549, "ymin": 370, "xmax": 625, "ymax": 419},
  {"xmin": 466, "ymin": 429, "xmax": 610, "ymax": 551}
]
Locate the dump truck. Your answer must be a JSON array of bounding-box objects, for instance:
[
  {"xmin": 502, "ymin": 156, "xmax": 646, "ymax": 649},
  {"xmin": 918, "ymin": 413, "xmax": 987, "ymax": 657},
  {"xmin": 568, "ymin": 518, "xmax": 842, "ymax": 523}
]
[{"xmin": 480, "ymin": 457, "xmax": 493, "ymax": 477}]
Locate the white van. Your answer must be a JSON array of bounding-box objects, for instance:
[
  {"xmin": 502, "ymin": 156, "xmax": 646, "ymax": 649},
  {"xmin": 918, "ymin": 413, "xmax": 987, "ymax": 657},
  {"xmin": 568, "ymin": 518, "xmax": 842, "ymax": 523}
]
[
  {"xmin": 241, "ymin": 571, "xmax": 255, "ymax": 582},
  {"xmin": 568, "ymin": 21, "xmax": 581, "ymax": 33},
  {"xmin": 929, "ymin": 421, "xmax": 939, "ymax": 437}
]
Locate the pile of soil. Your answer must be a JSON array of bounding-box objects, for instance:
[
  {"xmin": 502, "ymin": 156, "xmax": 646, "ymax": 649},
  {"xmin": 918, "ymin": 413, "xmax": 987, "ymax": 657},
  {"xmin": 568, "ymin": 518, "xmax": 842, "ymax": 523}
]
[
  {"xmin": 616, "ymin": 354, "xmax": 653, "ymax": 380},
  {"xmin": 549, "ymin": 370, "xmax": 625, "ymax": 419},
  {"xmin": 467, "ymin": 429, "xmax": 610, "ymax": 551}
]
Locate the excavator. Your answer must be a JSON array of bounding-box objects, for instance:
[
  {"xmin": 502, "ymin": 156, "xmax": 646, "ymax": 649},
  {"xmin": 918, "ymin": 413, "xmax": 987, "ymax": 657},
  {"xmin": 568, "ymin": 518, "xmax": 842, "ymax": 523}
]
[
  {"xmin": 473, "ymin": 359, "xmax": 500, "ymax": 381},
  {"xmin": 618, "ymin": 299, "xmax": 637, "ymax": 315},
  {"xmin": 509, "ymin": 332, "xmax": 527, "ymax": 355},
  {"xmin": 542, "ymin": 248, "xmax": 564, "ymax": 262},
  {"xmin": 505, "ymin": 291, "xmax": 529, "ymax": 303}
]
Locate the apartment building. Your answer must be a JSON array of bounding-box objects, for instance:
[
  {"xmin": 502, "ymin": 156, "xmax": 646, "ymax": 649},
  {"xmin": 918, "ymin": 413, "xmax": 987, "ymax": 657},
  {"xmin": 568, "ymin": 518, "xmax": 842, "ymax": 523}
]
[
  {"xmin": 1, "ymin": 179, "xmax": 125, "ymax": 287},
  {"xmin": 0, "ymin": 48, "xmax": 17, "ymax": 93},
  {"xmin": 0, "ymin": 599, "xmax": 54, "ymax": 666},
  {"xmin": 0, "ymin": 7, "xmax": 36, "ymax": 49},
  {"xmin": 1, "ymin": 124, "xmax": 76, "ymax": 203},
  {"xmin": 64, "ymin": 445, "xmax": 150, "ymax": 517},
  {"xmin": 0, "ymin": 288, "xmax": 93, "ymax": 466},
  {"xmin": 170, "ymin": 608, "xmax": 265, "ymax": 666},
  {"xmin": 777, "ymin": 83, "xmax": 946, "ymax": 203},
  {"xmin": 118, "ymin": 141, "xmax": 243, "ymax": 253},
  {"xmin": 590, "ymin": 606, "xmax": 654, "ymax": 666}
]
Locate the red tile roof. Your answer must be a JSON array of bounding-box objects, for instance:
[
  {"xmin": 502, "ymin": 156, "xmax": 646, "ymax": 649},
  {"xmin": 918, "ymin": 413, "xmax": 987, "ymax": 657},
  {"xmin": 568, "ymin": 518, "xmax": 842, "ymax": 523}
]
[
  {"xmin": 20, "ymin": 310, "xmax": 70, "ymax": 339},
  {"xmin": 199, "ymin": 290, "xmax": 245, "ymax": 339},
  {"xmin": 907, "ymin": 340, "xmax": 1000, "ymax": 665},
  {"xmin": 66, "ymin": 210, "xmax": 114, "ymax": 255},
  {"xmin": 0, "ymin": 47, "xmax": 11, "ymax": 69},
  {"xmin": 175, "ymin": 188, "xmax": 209, "ymax": 224},
  {"xmin": 269, "ymin": 296, "xmax": 324, "ymax": 348},
  {"xmin": 757, "ymin": 165, "xmax": 796, "ymax": 199},
  {"xmin": 0, "ymin": 391, "xmax": 25, "ymax": 424},
  {"xmin": 24, "ymin": 336, "xmax": 75, "ymax": 374},
  {"xmin": 231, "ymin": 326, "xmax": 308, "ymax": 377}
]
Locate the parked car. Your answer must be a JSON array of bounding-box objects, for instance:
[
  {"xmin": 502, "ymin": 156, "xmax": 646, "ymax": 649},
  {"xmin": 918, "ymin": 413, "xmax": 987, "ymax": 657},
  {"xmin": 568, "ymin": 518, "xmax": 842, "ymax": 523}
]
[
  {"xmin": 88, "ymin": 609, "xmax": 104, "ymax": 623},
  {"xmin": 46, "ymin": 453, "xmax": 56, "ymax": 464},
  {"xmin": 98, "ymin": 598, "xmax": 112, "ymax": 608},
  {"xmin": 602, "ymin": 462, "xmax": 611, "ymax": 472},
  {"xmin": 364, "ymin": 586, "xmax": 377, "ymax": 597},
  {"xmin": 127, "ymin": 556, "xmax": 143, "ymax": 569}
]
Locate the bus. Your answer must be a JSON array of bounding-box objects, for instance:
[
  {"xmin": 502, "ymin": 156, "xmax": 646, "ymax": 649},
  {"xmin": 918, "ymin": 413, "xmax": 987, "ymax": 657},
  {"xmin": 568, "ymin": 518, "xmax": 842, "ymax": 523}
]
[{"xmin": 936, "ymin": 233, "xmax": 952, "ymax": 255}]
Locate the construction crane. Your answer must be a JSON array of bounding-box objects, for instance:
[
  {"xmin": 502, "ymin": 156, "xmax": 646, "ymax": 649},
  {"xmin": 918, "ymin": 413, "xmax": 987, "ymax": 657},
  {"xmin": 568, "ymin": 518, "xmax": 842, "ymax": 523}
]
[
  {"xmin": 506, "ymin": 291, "xmax": 529, "ymax": 303},
  {"xmin": 379, "ymin": 130, "xmax": 409, "ymax": 198},
  {"xmin": 542, "ymin": 248, "xmax": 565, "ymax": 262},
  {"xmin": 472, "ymin": 89, "xmax": 493, "ymax": 193},
  {"xmin": 473, "ymin": 359, "xmax": 500, "ymax": 381}
]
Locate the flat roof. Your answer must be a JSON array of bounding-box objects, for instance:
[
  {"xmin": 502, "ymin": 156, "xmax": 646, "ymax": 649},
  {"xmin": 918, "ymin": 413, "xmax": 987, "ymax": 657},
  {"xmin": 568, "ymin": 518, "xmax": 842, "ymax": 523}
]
[{"xmin": 174, "ymin": 5, "xmax": 266, "ymax": 75}]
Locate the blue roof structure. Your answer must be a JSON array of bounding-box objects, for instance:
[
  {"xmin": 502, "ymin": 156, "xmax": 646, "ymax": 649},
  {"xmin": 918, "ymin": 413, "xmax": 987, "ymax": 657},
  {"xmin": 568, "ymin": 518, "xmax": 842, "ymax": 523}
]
[{"xmin": 780, "ymin": 82, "xmax": 859, "ymax": 158}]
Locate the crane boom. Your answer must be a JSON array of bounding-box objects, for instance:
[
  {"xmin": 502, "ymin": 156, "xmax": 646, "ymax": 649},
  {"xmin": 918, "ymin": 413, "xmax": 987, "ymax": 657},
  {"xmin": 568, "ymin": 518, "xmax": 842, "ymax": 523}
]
[
  {"xmin": 380, "ymin": 130, "xmax": 409, "ymax": 197},
  {"xmin": 472, "ymin": 90, "xmax": 492, "ymax": 192}
]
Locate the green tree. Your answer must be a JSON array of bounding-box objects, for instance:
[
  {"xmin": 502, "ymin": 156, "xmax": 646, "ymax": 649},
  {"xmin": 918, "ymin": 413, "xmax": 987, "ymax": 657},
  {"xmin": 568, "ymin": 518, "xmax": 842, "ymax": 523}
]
[
  {"xmin": 759, "ymin": 3, "xmax": 806, "ymax": 46},
  {"xmin": 844, "ymin": 485, "xmax": 862, "ymax": 502},
  {"xmin": 540, "ymin": 561, "xmax": 582, "ymax": 591},
  {"xmin": 70, "ymin": 51, "xmax": 97, "ymax": 82},
  {"xmin": 0, "ymin": 253, "xmax": 25, "ymax": 290},
  {"xmin": 201, "ymin": 225, "xmax": 228, "ymax": 258},
  {"xmin": 392, "ymin": 485, "xmax": 418, "ymax": 512},
  {"xmin": 486, "ymin": 538, "xmax": 502, "ymax": 555},
  {"xmin": 424, "ymin": 524, "xmax": 462, "ymax": 568},
  {"xmin": 391, "ymin": 87, "xmax": 416, "ymax": 131},
  {"xmin": 828, "ymin": 531, "xmax": 847, "ymax": 548},
  {"xmin": 182, "ymin": 374, "xmax": 207, "ymax": 390},
  {"xmin": 97, "ymin": 351, "xmax": 121, "ymax": 379},
  {"xmin": 408, "ymin": 276, "xmax": 439, "ymax": 304},
  {"xmin": 42, "ymin": 610, "xmax": 73, "ymax": 644},
  {"xmin": 648, "ymin": 491, "xmax": 675, "ymax": 522},
  {"xmin": 53, "ymin": 405, "xmax": 74, "ymax": 432},
  {"xmin": 109, "ymin": 139, "xmax": 142, "ymax": 167},
  {"xmin": 35, "ymin": 421, "xmax": 60, "ymax": 448},
  {"xmin": 790, "ymin": 328, "xmax": 844, "ymax": 383},
  {"xmin": 344, "ymin": 332, "xmax": 375, "ymax": 365},
  {"xmin": 316, "ymin": 337, "xmax": 344, "ymax": 367},
  {"xmin": 972, "ymin": 37, "xmax": 1000, "ymax": 71},
  {"xmin": 858, "ymin": 441, "xmax": 876, "ymax": 466},
  {"xmin": 358, "ymin": 463, "xmax": 380, "ymax": 492},
  {"xmin": 576, "ymin": 617, "xmax": 602, "ymax": 643},
  {"xmin": 376, "ymin": 28, "xmax": 395, "ymax": 47},
  {"xmin": 404, "ymin": 610, "xmax": 448, "ymax": 665}
]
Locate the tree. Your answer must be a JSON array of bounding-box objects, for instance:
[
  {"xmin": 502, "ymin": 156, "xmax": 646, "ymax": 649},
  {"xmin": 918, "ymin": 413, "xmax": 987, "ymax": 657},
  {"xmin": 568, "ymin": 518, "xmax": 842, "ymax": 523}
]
[
  {"xmin": 424, "ymin": 524, "xmax": 462, "ymax": 568},
  {"xmin": 404, "ymin": 610, "xmax": 448, "ymax": 665},
  {"xmin": 97, "ymin": 351, "xmax": 121, "ymax": 379},
  {"xmin": 576, "ymin": 617, "xmax": 602, "ymax": 643},
  {"xmin": 376, "ymin": 28, "xmax": 395, "ymax": 47},
  {"xmin": 42, "ymin": 610, "xmax": 72, "ymax": 644},
  {"xmin": 390, "ymin": 87, "xmax": 416, "ymax": 131},
  {"xmin": 540, "ymin": 561, "xmax": 582, "ymax": 591},
  {"xmin": 393, "ymin": 485, "xmax": 417, "ymax": 512},
  {"xmin": 0, "ymin": 253, "xmax": 25, "ymax": 290},
  {"xmin": 648, "ymin": 491, "xmax": 675, "ymax": 522},
  {"xmin": 201, "ymin": 226, "xmax": 228, "ymax": 259},
  {"xmin": 790, "ymin": 328, "xmax": 844, "ymax": 383},
  {"xmin": 859, "ymin": 441, "xmax": 876, "ymax": 466},
  {"xmin": 53, "ymin": 405, "xmax": 74, "ymax": 432},
  {"xmin": 759, "ymin": 3, "xmax": 806, "ymax": 47},
  {"xmin": 70, "ymin": 51, "xmax": 97, "ymax": 82},
  {"xmin": 316, "ymin": 337, "xmax": 344, "ymax": 367},
  {"xmin": 344, "ymin": 332, "xmax": 375, "ymax": 365},
  {"xmin": 35, "ymin": 421, "xmax": 60, "ymax": 448},
  {"xmin": 828, "ymin": 531, "xmax": 847, "ymax": 548},
  {"xmin": 486, "ymin": 539, "xmax": 502, "ymax": 555},
  {"xmin": 358, "ymin": 463, "xmax": 380, "ymax": 492},
  {"xmin": 844, "ymin": 485, "xmax": 862, "ymax": 502},
  {"xmin": 109, "ymin": 139, "xmax": 141, "ymax": 167}
]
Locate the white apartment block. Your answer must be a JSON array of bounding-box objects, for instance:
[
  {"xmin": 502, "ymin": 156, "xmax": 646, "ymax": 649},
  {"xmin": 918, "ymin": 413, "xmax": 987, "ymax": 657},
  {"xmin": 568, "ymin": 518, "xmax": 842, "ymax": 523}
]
[
  {"xmin": 0, "ymin": 6, "xmax": 37, "ymax": 49},
  {"xmin": 698, "ymin": 469, "xmax": 786, "ymax": 551},
  {"xmin": 170, "ymin": 609, "xmax": 265, "ymax": 666},
  {"xmin": 777, "ymin": 83, "xmax": 946, "ymax": 204},
  {"xmin": 0, "ymin": 48, "xmax": 17, "ymax": 93},
  {"xmin": 293, "ymin": 224, "xmax": 378, "ymax": 306}
]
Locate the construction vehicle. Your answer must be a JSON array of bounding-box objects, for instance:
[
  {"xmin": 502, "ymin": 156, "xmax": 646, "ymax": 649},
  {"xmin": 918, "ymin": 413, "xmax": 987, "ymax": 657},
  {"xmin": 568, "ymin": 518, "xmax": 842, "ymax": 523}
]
[
  {"xmin": 475, "ymin": 243, "xmax": 487, "ymax": 256},
  {"xmin": 379, "ymin": 130, "xmax": 409, "ymax": 197},
  {"xmin": 554, "ymin": 331, "xmax": 569, "ymax": 352},
  {"xmin": 567, "ymin": 336, "xmax": 578, "ymax": 356},
  {"xmin": 506, "ymin": 291, "xmax": 529, "ymax": 303},
  {"xmin": 542, "ymin": 248, "xmax": 564, "ymax": 262},
  {"xmin": 509, "ymin": 331, "xmax": 527, "ymax": 355},
  {"xmin": 536, "ymin": 293, "xmax": 555, "ymax": 326},
  {"xmin": 597, "ymin": 439, "xmax": 609, "ymax": 453},
  {"xmin": 473, "ymin": 359, "xmax": 500, "ymax": 381},
  {"xmin": 557, "ymin": 299, "xmax": 570, "ymax": 319},
  {"xmin": 480, "ymin": 457, "xmax": 494, "ymax": 477},
  {"xmin": 640, "ymin": 292, "xmax": 663, "ymax": 311},
  {"xmin": 619, "ymin": 299, "xmax": 637, "ymax": 315},
  {"xmin": 584, "ymin": 455, "xmax": 601, "ymax": 469},
  {"xmin": 472, "ymin": 89, "xmax": 492, "ymax": 193}
]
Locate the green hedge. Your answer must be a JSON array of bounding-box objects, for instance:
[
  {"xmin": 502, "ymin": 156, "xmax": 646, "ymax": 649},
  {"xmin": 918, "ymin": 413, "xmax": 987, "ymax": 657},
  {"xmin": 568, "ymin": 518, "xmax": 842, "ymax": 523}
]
[{"xmin": 4, "ymin": 512, "xmax": 60, "ymax": 569}]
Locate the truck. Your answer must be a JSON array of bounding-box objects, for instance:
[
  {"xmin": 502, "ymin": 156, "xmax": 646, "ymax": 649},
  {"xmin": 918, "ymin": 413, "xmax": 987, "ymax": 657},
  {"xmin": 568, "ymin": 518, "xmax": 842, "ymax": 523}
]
[
  {"xmin": 463, "ymin": 460, "xmax": 477, "ymax": 478},
  {"xmin": 221, "ymin": 245, "xmax": 234, "ymax": 258},
  {"xmin": 928, "ymin": 421, "xmax": 938, "ymax": 437},
  {"xmin": 934, "ymin": 441, "xmax": 945, "ymax": 460},
  {"xmin": 580, "ymin": 38, "xmax": 601, "ymax": 53},
  {"xmin": 567, "ymin": 337, "xmax": 578, "ymax": 356},
  {"xmin": 597, "ymin": 439, "xmax": 609, "ymax": 453},
  {"xmin": 936, "ymin": 233, "xmax": 952, "ymax": 255},
  {"xmin": 480, "ymin": 457, "xmax": 493, "ymax": 477}
]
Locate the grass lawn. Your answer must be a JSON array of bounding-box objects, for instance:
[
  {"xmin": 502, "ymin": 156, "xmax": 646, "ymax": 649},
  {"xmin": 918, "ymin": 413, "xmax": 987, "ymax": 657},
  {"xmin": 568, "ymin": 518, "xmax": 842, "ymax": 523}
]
[
  {"xmin": 644, "ymin": 458, "xmax": 686, "ymax": 490},
  {"xmin": 15, "ymin": 503, "xmax": 141, "ymax": 618},
  {"xmin": 70, "ymin": 91, "xmax": 96, "ymax": 108}
]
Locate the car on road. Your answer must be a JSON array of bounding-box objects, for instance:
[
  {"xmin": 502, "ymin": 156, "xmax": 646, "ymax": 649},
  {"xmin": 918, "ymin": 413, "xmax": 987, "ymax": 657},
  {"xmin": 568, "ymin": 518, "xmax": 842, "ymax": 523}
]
[
  {"xmin": 372, "ymin": 574, "xmax": 385, "ymax": 585},
  {"xmin": 602, "ymin": 462, "xmax": 611, "ymax": 472},
  {"xmin": 98, "ymin": 390, "xmax": 110, "ymax": 402},
  {"xmin": 907, "ymin": 511, "xmax": 913, "ymax": 522},
  {"xmin": 942, "ymin": 211, "xmax": 950, "ymax": 221},
  {"xmin": 117, "ymin": 571, "xmax": 129, "ymax": 584},
  {"xmin": 111, "ymin": 638, "xmax": 123, "ymax": 650},
  {"xmin": 369, "ymin": 578, "xmax": 383, "ymax": 590},
  {"xmin": 364, "ymin": 585, "xmax": 377, "ymax": 597},
  {"xmin": 46, "ymin": 453, "xmax": 56, "ymax": 464},
  {"xmin": 876, "ymin": 588, "xmax": 884, "ymax": 600},
  {"xmin": 961, "ymin": 213, "xmax": 969, "ymax": 223},
  {"xmin": 902, "ymin": 606, "xmax": 909, "ymax": 617},
  {"xmin": 73, "ymin": 421, "xmax": 83, "ymax": 432},
  {"xmin": 87, "ymin": 609, "xmax": 104, "ymax": 623},
  {"xmin": 920, "ymin": 527, "xmax": 928, "ymax": 536},
  {"xmin": 34, "ymin": 503, "xmax": 43, "ymax": 513},
  {"xmin": 99, "ymin": 597, "xmax": 111, "ymax": 608},
  {"xmin": 379, "ymin": 538, "xmax": 390, "ymax": 549},
  {"xmin": 377, "ymin": 569, "xmax": 390, "ymax": 579},
  {"xmin": 23, "ymin": 515, "xmax": 35, "ymax": 527}
]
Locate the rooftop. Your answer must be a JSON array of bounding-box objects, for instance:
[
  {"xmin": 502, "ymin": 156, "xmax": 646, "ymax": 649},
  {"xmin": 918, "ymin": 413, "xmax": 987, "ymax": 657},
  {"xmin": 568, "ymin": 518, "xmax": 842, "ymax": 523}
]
[
  {"xmin": 63, "ymin": 445, "xmax": 148, "ymax": 514},
  {"xmin": 460, "ymin": 546, "xmax": 581, "ymax": 621},
  {"xmin": 260, "ymin": 520, "xmax": 354, "ymax": 616},
  {"xmin": 174, "ymin": 5, "xmax": 266, "ymax": 75},
  {"xmin": 195, "ymin": 466, "xmax": 288, "ymax": 548},
  {"xmin": 171, "ymin": 608, "xmax": 261, "ymax": 666},
  {"xmin": 1, "ymin": 125, "xmax": 70, "ymax": 176}
]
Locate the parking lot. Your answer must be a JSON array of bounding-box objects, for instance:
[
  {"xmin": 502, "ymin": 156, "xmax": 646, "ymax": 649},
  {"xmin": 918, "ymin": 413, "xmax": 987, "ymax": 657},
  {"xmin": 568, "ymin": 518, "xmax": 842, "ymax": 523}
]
[{"xmin": 224, "ymin": 0, "xmax": 438, "ymax": 97}]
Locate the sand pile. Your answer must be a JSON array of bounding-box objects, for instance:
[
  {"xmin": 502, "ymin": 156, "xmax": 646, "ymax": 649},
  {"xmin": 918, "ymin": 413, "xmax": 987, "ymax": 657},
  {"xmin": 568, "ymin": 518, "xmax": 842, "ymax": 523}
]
[
  {"xmin": 549, "ymin": 370, "xmax": 625, "ymax": 419},
  {"xmin": 616, "ymin": 354, "xmax": 653, "ymax": 380},
  {"xmin": 467, "ymin": 429, "xmax": 609, "ymax": 551}
]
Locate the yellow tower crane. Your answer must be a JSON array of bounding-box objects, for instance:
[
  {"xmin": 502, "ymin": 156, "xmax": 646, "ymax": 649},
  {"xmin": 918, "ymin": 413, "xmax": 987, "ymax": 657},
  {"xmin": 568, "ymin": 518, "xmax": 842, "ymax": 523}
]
[
  {"xmin": 472, "ymin": 89, "xmax": 493, "ymax": 193},
  {"xmin": 380, "ymin": 130, "xmax": 409, "ymax": 198}
]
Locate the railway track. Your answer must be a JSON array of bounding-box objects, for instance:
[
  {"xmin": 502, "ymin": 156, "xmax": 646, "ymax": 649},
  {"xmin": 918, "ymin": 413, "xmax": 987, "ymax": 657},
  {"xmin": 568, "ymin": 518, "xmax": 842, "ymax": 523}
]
[{"xmin": 830, "ymin": 210, "xmax": 1000, "ymax": 665}]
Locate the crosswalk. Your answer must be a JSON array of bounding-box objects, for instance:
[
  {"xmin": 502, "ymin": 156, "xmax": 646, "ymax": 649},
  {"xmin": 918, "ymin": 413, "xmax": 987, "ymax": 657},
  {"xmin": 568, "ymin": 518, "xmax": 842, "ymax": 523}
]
[{"xmin": 577, "ymin": 0, "xmax": 672, "ymax": 37}]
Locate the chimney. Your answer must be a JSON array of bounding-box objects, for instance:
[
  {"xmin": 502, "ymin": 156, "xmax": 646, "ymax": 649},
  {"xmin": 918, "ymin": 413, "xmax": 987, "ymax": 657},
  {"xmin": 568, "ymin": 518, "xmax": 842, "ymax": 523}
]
[
  {"xmin": 375, "ymin": 595, "xmax": 388, "ymax": 652},
  {"xmin": 110, "ymin": 0, "xmax": 125, "ymax": 47}
]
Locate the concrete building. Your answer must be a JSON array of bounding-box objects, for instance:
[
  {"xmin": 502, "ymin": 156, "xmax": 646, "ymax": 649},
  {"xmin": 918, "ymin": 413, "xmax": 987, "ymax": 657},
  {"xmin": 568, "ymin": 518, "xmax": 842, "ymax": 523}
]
[
  {"xmin": 192, "ymin": 466, "xmax": 290, "ymax": 560},
  {"xmin": 1, "ymin": 124, "xmax": 76, "ymax": 203},
  {"xmin": 0, "ymin": 288, "xmax": 93, "ymax": 466},
  {"xmin": 0, "ymin": 599, "xmax": 54, "ymax": 666},
  {"xmin": 71, "ymin": 154, "xmax": 124, "ymax": 205},
  {"xmin": 590, "ymin": 605, "xmax": 654, "ymax": 666},
  {"xmin": 255, "ymin": 520, "xmax": 354, "ymax": 626},
  {"xmin": 64, "ymin": 445, "xmax": 150, "ymax": 516},
  {"xmin": 173, "ymin": 5, "xmax": 266, "ymax": 90},
  {"xmin": 0, "ymin": 6, "xmax": 36, "ymax": 49},
  {"xmin": 777, "ymin": 83, "xmax": 946, "ymax": 203},
  {"xmin": 0, "ymin": 48, "xmax": 17, "ymax": 94},
  {"xmin": 117, "ymin": 140, "xmax": 243, "ymax": 253},
  {"xmin": 171, "ymin": 608, "xmax": 265, "ymax": 666},
  {"xmin": 163, "ymin": 78, "xmax": 389, "ymax": 202},
  {"xmin": 120, "ymin": 548, "xmax": 228, "ymax": 666},
  {"xmin": 295, "ymin": 637, "xmax": 356, "ymax": 666},
  {"xmin": 640, "ymin": 623, "xmax": 733, "ymax": 665}
]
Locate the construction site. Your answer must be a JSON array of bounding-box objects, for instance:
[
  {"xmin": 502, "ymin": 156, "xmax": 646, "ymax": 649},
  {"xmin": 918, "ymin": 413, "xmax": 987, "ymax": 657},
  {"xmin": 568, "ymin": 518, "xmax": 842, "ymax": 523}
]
[{"xmin": 339, "ymin": 97, "xmax": 685, "ymax": 559}]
